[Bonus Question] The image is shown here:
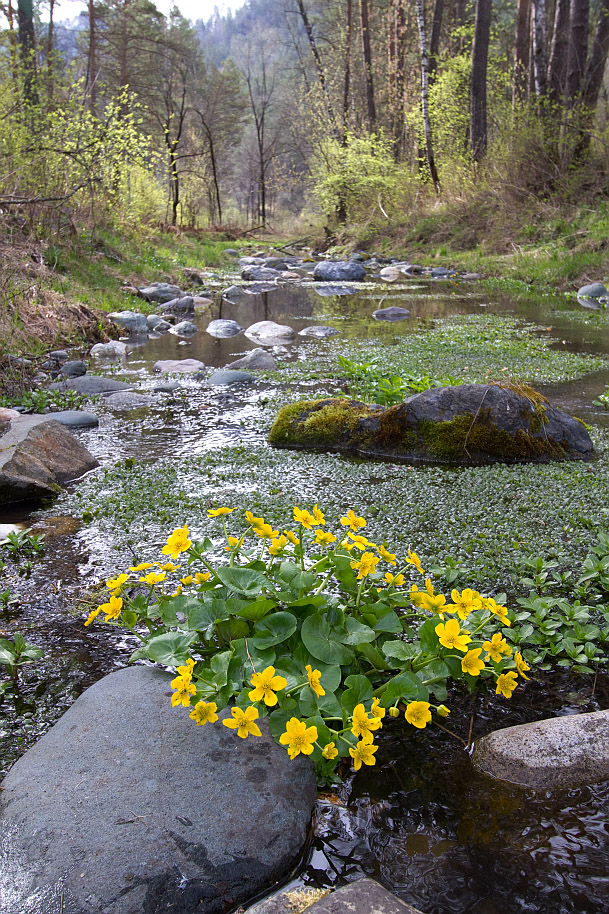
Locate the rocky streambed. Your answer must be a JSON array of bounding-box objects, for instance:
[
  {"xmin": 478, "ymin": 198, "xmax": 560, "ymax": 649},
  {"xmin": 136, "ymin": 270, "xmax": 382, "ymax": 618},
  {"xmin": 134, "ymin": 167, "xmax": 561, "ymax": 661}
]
[{"xmin": 2, "ymin": 251, "xmax": 609, "ymax": 914}]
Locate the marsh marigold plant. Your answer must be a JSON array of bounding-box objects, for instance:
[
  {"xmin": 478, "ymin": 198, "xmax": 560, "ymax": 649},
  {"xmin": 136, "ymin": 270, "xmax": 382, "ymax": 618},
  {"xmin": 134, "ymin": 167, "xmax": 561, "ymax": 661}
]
[{"xmin": 83, "ymin": 509, "xmax": 533, "ymax": 781}]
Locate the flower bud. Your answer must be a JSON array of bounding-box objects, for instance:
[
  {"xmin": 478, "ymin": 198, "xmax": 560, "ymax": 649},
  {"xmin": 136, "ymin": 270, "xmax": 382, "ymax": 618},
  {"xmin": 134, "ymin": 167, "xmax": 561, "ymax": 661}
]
[
  {"xmin": 436, "ymin": 704, "xmax": 450, "ymax": 718},
  {"xmin": 389, "ymin": 706, "xmax": 400, "ymax": 718}
]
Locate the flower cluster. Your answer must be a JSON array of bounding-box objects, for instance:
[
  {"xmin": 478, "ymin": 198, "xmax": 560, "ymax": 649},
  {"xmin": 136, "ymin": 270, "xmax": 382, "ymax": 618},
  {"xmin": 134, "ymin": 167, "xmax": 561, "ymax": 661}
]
[{"xmin": 83, "ymin": 506, "xmax": 533, "ymax": 780}]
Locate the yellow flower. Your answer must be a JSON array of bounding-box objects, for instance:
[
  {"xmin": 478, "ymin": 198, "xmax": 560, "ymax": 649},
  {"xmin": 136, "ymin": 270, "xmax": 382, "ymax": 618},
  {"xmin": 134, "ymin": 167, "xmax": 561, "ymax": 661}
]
[
  {"xmin": 406, "ymin": 546, "xmax": 424, "ymax": 575},
  {"xmin": 483, "ymin": 597, "xmax": 511, "ymax": 627},
  {"xmin": 162, "ymin": 524, "xmax": 191, "ymax": 561},
  {"xmin": 305, "ymin": 664, "xmax": 325, "ymax": 697},
  {"xmin": 102, "ymin": 594, "xmax": 123, "ymax": 621},
  {"xmin": 461, "ymin": 648, "xmax": 485, "ymax": 676},
  {"xmin": 106, "ymin": 573, "xmax": 129, "ymax": 591},
  {"xmin": 140, "ymin": 571, "xmax": 166, "ymax": 586},
  {"xmin": 314, "ymin": 529, "xmax": 337, "ymax": 546},
  {"xmin": 207, "ymin": 507, "xmax": 235, "ymax": 517},
  {"xmin": 170, "ymin": 675, "xmax": 196, "ymax": 708},
  {"xmin": 425, "ymin": 577, "xmax": 435, "ymax": 595},
  {"xmin": 322, "ymin": 742, "xmax": 338, "ymax": 760},
  {"xmin": 377, "ymin": 544, "xmax": 397, "ymax": 565},
  {"xmin": 175, "ymin": 658, "xmax": 195, "ymax": 679},
  {"xmin": 514, "ymin": 651, "xmax": 531, "ymax": 680},
  {"xmin": 253, "ymin": 522, "xmax": 279, "ymax": 540},
  {"xmin": 483, "ymin": 632, "xmax": 513, "ymax": 663},
  {"xmin": 279, "ymin": 717, "xmax": 318, "ymax": 759},
  {"xmin": 384, "ymin": 572, "xmax": 405, "ymax": 586},
  {"xmin": 223, "ymin": 706, "xmax": 262, "ymax": 738},
  {"xmin": 269, "ymin": 534, "xmax": 288, "ymax": 555},
  {"xmin": 172, "ymin": 584, "xmax": 183, "ymax": 596},
  {"xmin": 226, "ymin": 536, "xmax": 240, "ymax": 550},
  {"xmin": 248, "ymin": 665, "xmax": 287, "ymax": 707},
  {"xmin": 189, "ymin": 701, "xmax": 219, "ymax": 726},
  {"xmin": 371, "ymin": 697, "xmax": 386, "ymax": 720},
  {"xmin": 448, "ymin": 588, "xmax": 483, "ymax": 620},
  {"xmin": 350, "ymin": 550, "xmax": 379, "ymax": 579},
  {"xmin": 180, "ymin": 575, "xmax": 194, "ymax": 585},
  {"xmin": 409, "ymin": 584, "xmax": 425, "ymax": 607},
  {"xmin": 435, "ymin": 618, "xmax": 471, "ymax": 652},
  {"xmin": 351, "ymin": 703, "xmax": 382, "ymax": 742},
  {"xmin": 349, "ymin": 739, "xmax": 378, "ymax": 770},
  {"xmin": 245, "ymin": 510, "xmax": 264, "ymax": 527},
  {"xmin": 405, "ymin": 701, "xmax": 432, "ymax": 729},
  {"xmin": 128, "ymin": 562, "xmax": 154, "ymax": 572},
  {"xmin": 194, "ymin": 572, "xmax": 211, "ymax": 584},
  {"xmin": 293, "ymin": 506, "xmax": 315, "ymax": 529},
  {"xmin": 389, "ymin": 706, "xmax": 400, "ymax": 718},
  {"xmin": 496, "ymin": 670, "xmax": 518, "ymax": 698},
  {"xmin": 340, "ymin": 510, "xmax": 366, "ymax": 532},
  {"xmin": 156, "ymin": 561, "xmax": 179, "ymax": 572},
  {"xmin": 311, "ymin": 504, "xmax": 325, "ymax": 526},
  {"xmin": 284, "ymin": 530, "xmax": 299, "ymax": 545},
  {"xmin": 436, "ymin": 704, "xmax": 451, "ymax": 717},
  {"xmin": 347, "ymin": 533, "xmax": 373, "ymax": 552},
  {"xmin": 84, "ymin": 606, "xmax": 102, "ymax": 627},
  {"xmin": 419, "ymin": 592, "xmax": 448, "ymax": 615}
]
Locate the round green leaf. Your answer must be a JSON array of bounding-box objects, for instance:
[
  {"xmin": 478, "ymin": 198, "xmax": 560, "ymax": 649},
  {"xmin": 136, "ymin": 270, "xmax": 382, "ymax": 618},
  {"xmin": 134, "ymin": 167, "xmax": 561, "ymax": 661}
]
[{"xmin": 301, "ymin": 614, "xmax": 354, "ymax": 665}]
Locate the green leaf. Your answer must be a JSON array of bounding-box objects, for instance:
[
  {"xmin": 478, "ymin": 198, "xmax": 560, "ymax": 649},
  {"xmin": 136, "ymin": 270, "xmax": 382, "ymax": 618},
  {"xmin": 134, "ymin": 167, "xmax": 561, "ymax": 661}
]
[
  {"xmin": 276, "ymin": 562, "xmax": 317, "ymax": 594},
  {"xmin": 356, "ymin": 642, "xmax": 391, "ymax": 671},
  {"xmin": 122, "ymin": 611, "xmax": 137, "ymax": 630},
  {"xmin": 237, "ymin": 598, "xmax": 277, "ymax": 621},
  {"xmin": 382, "ymin": 641, "xmax": 418, "ymax": 662},
  {"xmin": 341, "ymin": 674, "xmax": 373, "ymax": 713},
  {"xmin": 210, "ymin": 651, "xmax": 233, "ymax": 683},
  {"xmin": 144, "ymin": 630, "xmax": 198, "ymax": 666},
  {"xmin": 373, "ymin": 610, "xmax": 403, "ymax": 634},
  {"xmin": 216, "ymin": 566, "xmax": 269, "ymax": 596},
  {"xmin": 419, "ymin": 618, "xmax": 441, "ymax": 653},
  {"xmin": 186, "ymin": 601, "xmax": 219, "ymax": 633},
  {"xmin": 232, "ymin": 638, "xmax": 276, "ymax": 671},
  {"xmin": 301, "ymin": 614, "xmax": 354, "ymax": 665},
  {"xmin": 341, "ymin": 616, "xmax": 376, "ymax": 645},
  {"xmin": 251, "ymin": 612, "xmax": 298, "ymax": 649},
  {"xmin": 382, "ymin": 671, "xmax": 426, "ymax": 705},
  {"xmin": 13, "ymin": 632, "xmax": 25, "ymax": 653}
]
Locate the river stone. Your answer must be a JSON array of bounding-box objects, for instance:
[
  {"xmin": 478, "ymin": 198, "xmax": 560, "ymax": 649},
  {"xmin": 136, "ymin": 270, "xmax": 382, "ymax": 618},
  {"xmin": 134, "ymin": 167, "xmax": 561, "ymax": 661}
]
[
  {"xmin": 49, "ymin": 349, "xmax": 69, "ymax": 362},
  {"xmin": 372, "ymin": 307, "xmax": 411, "ymax": 322},
  {"xmin": 146, "ymin": 315, "xmax": 171, "ymax": 331},
  {"xmin": 222, "ymin": 285, "xmax": 246, "ymax": 302},
  {"xmin": 262, "ymin": 257, "xmax": 288, "ymax": 270},
  {"xmin": 206, "ymin": 369, "xmax": 256, "ymax": 386},
  {"xmin": 91, "ymin": 340, "xmax": 130, "ymax": 359},
  {"xmin": 298, "ymin": 326, "xmax": 340, "ymax": 338},
  {"xmin": 207, "ymin": 319, "xmax": 244, "ymax": 338},
  {"xmin": 244, "ymin": 321, "xmax": 296, "ymax": 344},
  {"xmin": 472, "ymin": 709, "xmax": 609, "ymax": 788},
  {"xmin": 268, "ymin": 385, "xmax": 595, "ymax": 465},
  {"xmin": 138, "ymin": 282, "xmax": 183, "ymax": 303},
  {"xmin": 312, "ymin": 261, "xmax": 366, "ymax": 282},
  {"xmin": 153, "ymin": 358, "xmax": 205, "ymax": 373},
  {"xmin": 244, "ymin": 880, "xmax": 423, "ymax": 914},
  {"xmin": 399, "ymin": 264, "xmax": 423, "ymax": 275},
  {"xmin": 161, "ymin": 296, "xmax": 195, "ymax": 318},
  {"xmin": 48, "ymin": 376, "xmax": 132, "ymax": 395},
  {"xmin": 314, "ymin": 283, "xmax": 356, "ymax": 297},
  {"xmin": 379, "ymin": 266, "xmax": 402, "ymax": 282},
  {"xmin": 58, "ymin": 359, "xmax": 87, "ymax": 378},
  {"xmin": 169, "ymin": 320, "xmax": 198, "ymax": 336},
  {"xmin": 223, "ymin": 247, "xmax": 239, "ymax": 256},
  {"xmin": 48, "ymin": 410, "xmax": 99, "ymax": 429},
  {"xmin": 103, "ymin": 392, "xmax": 151, "ymax": 410},
  {"xmin": 226, "ymin": 348, "xmax": 277, "ymax": 370},
  {"xmin": 578, "ymin": 282, "xmax": 608, "ymax": 299},
  {"xmin": 0, "ymin": 416, "xmax": 99, "ymax": 505},
  {"xmin": 153, "ymin": 380, "xmax": 181, "ymax": 392},
  {"xmin": 107, "ymin": 310, "xmax": 148, "ymax": 334},
  {"xmin": 0, "ymin": 667, "xmax": 316, "ymax": 914},
  {"xmin": 431, "ymin": 266, "xmax": 458, "ymax": 278},
  {"xmin": 241, "ymin": 266, "xmax": 281, "ymax": 282}
]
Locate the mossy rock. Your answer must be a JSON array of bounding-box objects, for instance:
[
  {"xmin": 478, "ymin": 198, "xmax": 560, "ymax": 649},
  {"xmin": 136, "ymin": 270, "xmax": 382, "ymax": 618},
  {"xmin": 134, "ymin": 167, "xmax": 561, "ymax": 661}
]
[{"xmin": 268, "ymin": 385, "xmax": 595, "ymax": 466}]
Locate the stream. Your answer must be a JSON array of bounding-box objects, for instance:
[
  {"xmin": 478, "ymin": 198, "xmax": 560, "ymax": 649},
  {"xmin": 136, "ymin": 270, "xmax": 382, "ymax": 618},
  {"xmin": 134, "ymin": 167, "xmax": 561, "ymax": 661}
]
[{"xmin": 2, "ymin": 267, "xmax": 609, "ymax": 914}]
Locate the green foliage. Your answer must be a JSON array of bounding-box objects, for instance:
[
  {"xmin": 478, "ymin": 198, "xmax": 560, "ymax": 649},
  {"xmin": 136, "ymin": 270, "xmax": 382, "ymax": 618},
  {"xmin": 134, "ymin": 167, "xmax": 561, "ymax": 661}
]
[
  {"xmin": 311, "ymin": 131, "xmax": 402, "ymax": 224},
  {"xmin": 0, "ymin": 633, "xmax": 44, "ymax": 685},
  {"xmin": 0, "ymin": 387, "xmax": 91, "ymax": 413},
  {"xmin": 337, "ymin": 355, "xmax": 462, "ymax": 406},
  {"xmin": 1, "ymin": 528, "xmax": 45, "ymax": 580}
]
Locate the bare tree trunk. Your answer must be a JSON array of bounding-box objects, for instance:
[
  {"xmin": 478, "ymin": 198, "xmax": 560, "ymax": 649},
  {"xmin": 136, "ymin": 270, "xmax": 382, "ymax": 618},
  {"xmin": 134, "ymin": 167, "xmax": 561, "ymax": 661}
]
[
  {"xmin": 393, "ymin": 0, "xmax": 406, "ymax": 157},
  {"xmin": 582, "ymin": 0, "xmax": 609, "ymax": 110},
  {"xmin": 87, "ymin": 0, "xmax": 97, "ymax": 112},
  {"xmin": 429, "ymin": 0, "xmax": 444, "ymax": 85},
  {"xmin": 470, "ymin": 0, "xmax": 491, "ymax": 161},
  {"xmin": 415, "ymin": 0, "xmax": 440, "ymax": 190},
  {"xmin": 295, "ymin": 0, "xmax": 338, "ymax": 131},
  {"xmin": 360, "ymin": 0, "xmax": 376, "ymax": 129},
  {"xmin": 532, "ymin": 0, "xmax": 548, "ymax": 98},
  {"xmin": 6, "ymin": 0, "xmax": 19, "ymax": 85},
  {"xmin": 47, "ymin": 0, "xmax": 55, "ymax": 99},
  {"xmin": 343, "ymin": 0, "xmax": 352, "ymax": 138},
  {"xmin": 513, "ymin": 0, "xmax": 531, "ymax": 105},
  {"xmin": 566, "ymin": 0, "xmax": 590, "ymax": 104},
  {"xmin": 17, "ymin": 0, "xmax": 38, "ymax": 105},
  {"xmin": 548, "ymin": 0, "xmax": 570, "ymax": 104}
]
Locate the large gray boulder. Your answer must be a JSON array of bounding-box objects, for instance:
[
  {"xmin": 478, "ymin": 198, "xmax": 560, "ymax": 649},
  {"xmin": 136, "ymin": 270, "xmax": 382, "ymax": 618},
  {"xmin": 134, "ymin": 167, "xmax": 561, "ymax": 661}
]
[
  {"xmin": 244, "ymin": 321, "xmax": 296, "ymax": 345},
  {"xmin": 0, "ymin": 415, "xmax": 99, "ymax": 505},
  {"xmin": 577, "ymin": 282, "xmax": 608, "ymax": 299},
  {"xmin": 0, "ymin": 667, "xmax": 316, "ymax": 914},
  {"xmin": 268, "ymin": 384, "xmax": 595, "ymax": 465},
  {"xmin": 138, "ymin": 282, "xmax": 184, "ymax": 304},
  {"xmin": 207, "ymin": 319, "xmax": 244, "ymax": 338},
  {"xmin": 49, "ymin": 376, "xmax": 133, "ymax": 395},
  {"xmin": 153, "ymin": 358, "xmax": 205, "ymax": 374},
  {"xmin": 161, "ymin": 296, "xmax": 195, "ymax": 318},
  {"xmin": 312, "ymin": 261, "xmax": 366, "ymax": 282},
  {"xmin": 90, "ymin": 341, "xmax": 130, "ymax": 359},
  {"xmin": 107, "ymin": 311, "xmax": 148, "ymax": 334},
  {"xmin": 225, "ymin": 348, "xmax": 277, "ymax": 370},
  {"xmin": 472, "ymin": 710, "xmax": 609, "ymax": 788},
  {"xmin": 241, "ymin": 266, "xmax": 282, "ymax": 282}
]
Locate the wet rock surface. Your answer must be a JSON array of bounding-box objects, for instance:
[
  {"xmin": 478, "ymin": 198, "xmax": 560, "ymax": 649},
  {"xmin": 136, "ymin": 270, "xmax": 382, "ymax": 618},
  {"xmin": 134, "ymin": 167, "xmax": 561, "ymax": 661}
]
[
  {"xmin": 49, "ymin": 376, "xmax": 133, "ymax": 395},
  {"xmin": 244, "ymin": 321, "xmax": 296, "ymax": 345},
  {"xmin": 472, "ymin": 709, "xmax": 609, "ymax": 788},
  {"xmin": 312, "ymin": 261, "xmax": 367, "ymax": 282},
  {"xmin": 269, "ymin": 385, "xmax": 595, "ymax": 465},
  {"xmin": 206, "ymin": 319, "xmax": 244, "ymax": 338},
  {"xmin": 225, "ymin": 348, "xmax": 277, "ymax": 370},
  {"xmin": 0, "ymin": 666, "xmax": 317, "ymax": 914},
  {"xmin": 152, "ymin": 359, "xmax": 205, "ymax": 373},
  {"xmin": 372, "ymin": 307, "xmax": 411, "ymax": 322},
  {"xmin": 206, "ymin": 369, "xmax": 256, "ymax": 386},
  {"xmin": 0, "ymin": 415, "xmax": 99, "ymax": 505}
]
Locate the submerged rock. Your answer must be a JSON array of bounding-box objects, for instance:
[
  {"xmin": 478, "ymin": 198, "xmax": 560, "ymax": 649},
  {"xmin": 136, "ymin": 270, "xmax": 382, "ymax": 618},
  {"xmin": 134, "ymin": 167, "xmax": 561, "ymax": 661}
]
[
  {"xmin": 48, "ymin": 410, "xmax": 99, "ymax": 429},
  {"xmin": 48, "ymin": 376, "xmax": 132, "ymax": 395},
  {"xmin": 0, "ymin": 667, "xmax": 316, "ymax": 914},
  {"xmin": 206, "ymin": 369, "xmax": 256, "ymax": 386},
  {"xmin": 0, "ymin": 415, "xmax": 99, "ymax": 505},
  {"xmin": 268, "ymin": 385, "xmax": 595, "ymax": 465},
  {"xmin": 169, "ymin": 320, "xmax": 198, "ymax": 336},
  {"xmin": 153, "ymin": 358, "xmax": 205, "ymax": 373},
  {"xmin": 314, "ymin": 284, "xmax": 356, "ymax": 297},
  {"xmin": 577, "ymin": 282, "xmax": 608, "ymax": 299},
  {"xmin": 298, "ymin": 325, "xmax": 340, "ymax": 338},
  {"xmin": 312, "ymin": 261, "xmax": 366, "ymax": 282},
  {"xmin": 226, "ymin": 349, "xmax": 277, "ymax": 370},
  {"xmin": 472, "ymin": 710, "xmax": 609, "ymax": 788},
  {"xmin": 161, "ymin": 296, "xmax": 195, "ymax": 319},
  {"xmin": 372, "ymin": 307, "xmax": 410, "ymax": 322}
]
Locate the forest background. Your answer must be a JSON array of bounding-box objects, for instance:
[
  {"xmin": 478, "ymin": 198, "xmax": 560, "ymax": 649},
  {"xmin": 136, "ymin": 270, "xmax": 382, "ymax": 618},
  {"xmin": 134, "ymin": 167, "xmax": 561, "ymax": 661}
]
[{"xmin": 3, "ymin": 0, "xmax": 609, "ymax": 356}]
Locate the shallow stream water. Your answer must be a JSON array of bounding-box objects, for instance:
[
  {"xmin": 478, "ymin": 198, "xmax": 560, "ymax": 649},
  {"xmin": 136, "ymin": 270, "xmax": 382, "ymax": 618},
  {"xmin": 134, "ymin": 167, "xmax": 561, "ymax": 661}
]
[{"xmin": 2, "ymin": 269, "xmax": 609, "ymax": 913}]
